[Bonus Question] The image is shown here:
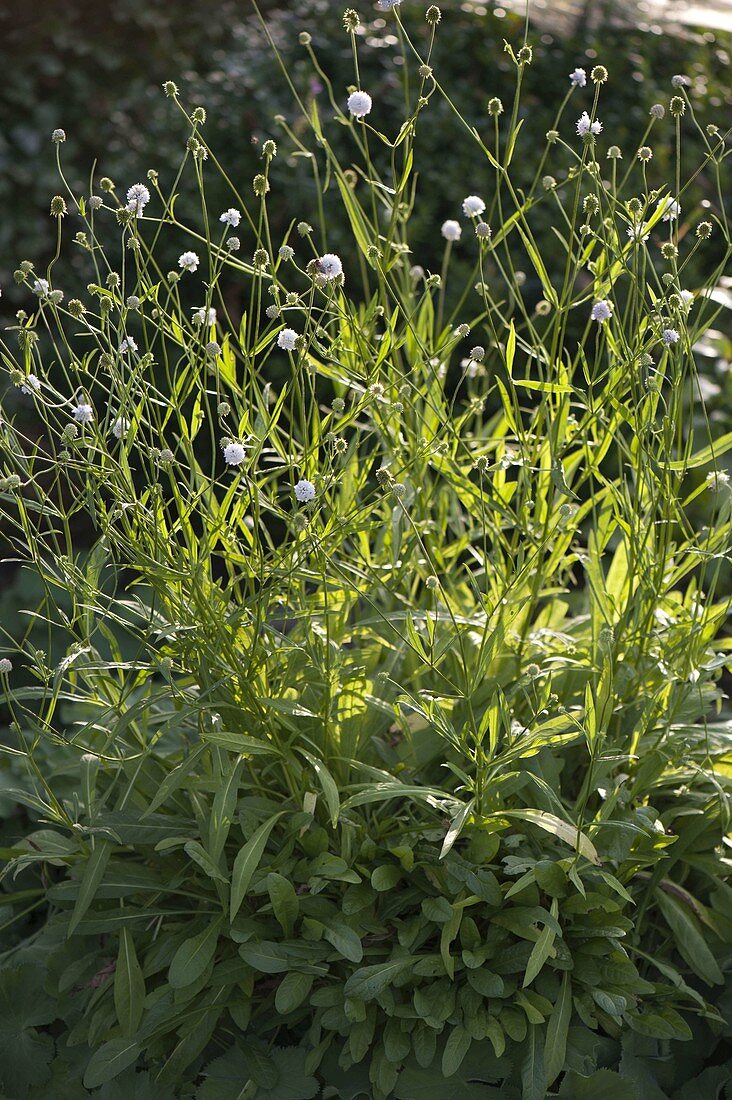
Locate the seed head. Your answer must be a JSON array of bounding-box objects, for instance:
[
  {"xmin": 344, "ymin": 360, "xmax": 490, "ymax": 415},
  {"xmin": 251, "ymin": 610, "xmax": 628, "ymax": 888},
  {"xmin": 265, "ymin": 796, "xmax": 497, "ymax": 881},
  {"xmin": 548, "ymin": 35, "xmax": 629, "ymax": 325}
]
[
  {"xmin": 0, "ymin": 658, "xmax": 12, "ymax": 674},
  {"xmin": 669, "ymin": 96, "xmax": 685, "ymax": 117},
  {"xmin": 426, "ymin": 5, "xmax": 441, "ymax": 24},
  {"xmin": 542, "ymin": 175, "xmax": 557, "ymax": 190},
  {"xmin": 68, "ymin": 299, "xmax": 86, "ymax": 319},
  {"xmin": 226, "ymin": 237, "xmax": 240, "ymax": 251},
  {"xmin": 475, "ymin": 221, "xmax": 492, "ymax": 239},
  {"xmin": 262, "ymin": 139, "xmax": 277, "ymax": 158},
  {"xmin": 487, "ymin": 97, "xmax": 503, "ymax": 116},
  {"xmin": 297, "ymin": 221, "xmax": 313, "ymax": 237},
  {"xmin": 696, "ymin": 221, "xmax": 712, "ymax": 239},
  {"xmin": 517, "ymin": 45, "xmax": 533, "ymax": 65},
  {"xmin": 591, "ymin": 65, "xmax": 608, "ymax": 83},
  {"xmin": 343, "ymin": 9, "xmax": 360, "ymax": 32},
  {"xmin": 637, "ymin": 145, "xmax": 653, "ymax": 162},
  {"xmin": 163, "ymin": 81, "xmax": 179, "ymax": 97},
  {"xmin": 419, "ymin": 64, "xmax": 433, "ymax": 79},
  {"xmin": 426, "ymin": 575, "xmax": 439, "ymax": 590},
  {"xmin": 192, "ymin": 106, "xmax": 207, "ymax": 124},
  {"xmin": 52, "ymin": 128, "xmax": 66, "ymax": 144},
  {"xmin": 50, "ymin": 195, "xmax": 67, "ymax": 217}
]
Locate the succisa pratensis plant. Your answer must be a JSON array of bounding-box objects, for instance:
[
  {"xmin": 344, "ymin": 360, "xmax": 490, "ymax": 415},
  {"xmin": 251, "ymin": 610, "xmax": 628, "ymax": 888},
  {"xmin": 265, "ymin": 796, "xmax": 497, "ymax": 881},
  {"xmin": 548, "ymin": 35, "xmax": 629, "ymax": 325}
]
[{"xmin": 0, "ymin": 3, "xmax": 730, "ymax": 1097}]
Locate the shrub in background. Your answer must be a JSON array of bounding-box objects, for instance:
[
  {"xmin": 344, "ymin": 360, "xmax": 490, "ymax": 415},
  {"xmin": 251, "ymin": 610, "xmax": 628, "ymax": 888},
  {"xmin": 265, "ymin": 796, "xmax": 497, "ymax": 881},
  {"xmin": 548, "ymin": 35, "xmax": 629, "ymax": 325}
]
[{"xmin": 1, "ymin": 2, "xmax": 731, "ymax": 1097}]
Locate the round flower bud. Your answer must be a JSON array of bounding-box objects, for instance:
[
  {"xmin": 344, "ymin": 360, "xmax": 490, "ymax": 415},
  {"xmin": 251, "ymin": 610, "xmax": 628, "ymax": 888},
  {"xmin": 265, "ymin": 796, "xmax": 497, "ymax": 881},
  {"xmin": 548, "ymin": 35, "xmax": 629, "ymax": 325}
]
[
  {"xmin": 0, "ymin": 658, "xmax": 13, "ymax": 674},
  {"xmin": 100, "ymin": 177, "xmax": 115, "ymax": 192},
  {"xmin": 419, "ymin": 64, "xmax": 433, "ymax": 79},
  {"xmin": 52, "ymin": 128, "xmax": 66, "ymax": 144},
  {"xmin": 426, "ymin": 5, "xmax": 441, "ymax": 24},
  {"xmin": 297, "ymin": 221, "xmax": 313, "ymax": 237},
  {"xmin": 50, "ymin": 195, "xmax": 67, "ymax": 217},
  {"xmin": 163, "ymin": 81, "xmax": 179, "ymax": 97},
  {"xmin": 262, "ymin": 139, "xmax": 277, "ymax": 158},
  {"xmin": 253, "ymin": 173, "xmax": 270, "ymax": 196},
  {"xmin": 299, "ymin": 31, "xmax": 312, "ymax": 45},
  {"xmin": 542, "ymin": 175, "xmax": 557, "ymax": 191},
  {"xmin": 696, "ymin": 221, "xmax": 712, "ymax": 239},
  {"xmin": 217, "ymin": 401, "xmax": 231, "ymax": 417},
  {"xmin": 607, "ymin": 145, "xmax": 622, "ymax": 159},
  {"xmin": 545, "ymin": 130, "xmax": 559, "ymax": 144},
  {"xmin": 68, "ymin": 299, "xmax": 85, "ymax": 318},
  {"xmin": 226, "ymin": 237, "xmax": 240, "ymax": 251},
  {"xmin": 650, "ymin": 103, "xmax": 665, "ymax": 119},
  {"xmin": 48, "ymin": 289, "xmax": 64, "ymax": 305},
  {"xmin": 192, "ymin": 106, "xmax": 207, "ymax": 124},
  {"xmin": 343, "ymin": 8, "xmax": 360, "ymax": 31},
  {"xmin": 661, "ymin": 242, "xmax": 678, "ymax": 260},
  {"xmin": 425, "ymin": 575, "xmax": 439, "ymax": 590},
  {"xmin": 487, "ymin": 97, "xmax": 504, "ymax": 116},
  {"xmin": 669, "ymin": 96, "xmax": 685, "ymax": 116},
  {"xmin": 205, "ymin": 341, "xmax": 221, "ymax": 358}
]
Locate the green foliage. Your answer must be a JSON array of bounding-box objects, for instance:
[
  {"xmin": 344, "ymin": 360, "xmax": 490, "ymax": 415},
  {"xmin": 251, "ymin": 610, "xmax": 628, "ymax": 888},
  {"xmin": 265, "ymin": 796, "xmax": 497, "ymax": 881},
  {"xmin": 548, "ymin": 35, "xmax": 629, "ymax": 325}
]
[{"xmin": 0, "ymin": 0, "xmax": 731, "ymax": 1097}]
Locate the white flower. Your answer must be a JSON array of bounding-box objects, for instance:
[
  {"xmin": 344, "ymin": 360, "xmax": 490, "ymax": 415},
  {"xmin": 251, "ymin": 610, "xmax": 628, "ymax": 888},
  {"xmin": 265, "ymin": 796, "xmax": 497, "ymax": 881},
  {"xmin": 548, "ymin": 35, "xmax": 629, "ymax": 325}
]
[
  {"xmin": 441, "ymin": 219, "xmax": 461, "ymax": 241},
  {"xmin": 376, "ymin": 0, "xmax": 401, "ymax": 8},
  {"xmin": 223, "ymin": 442, "xmax": 247, "ymax": 466},
  {"xmin": 20, "ymin": 374, "xmax": 41, "ymax": 394},
  {"xmin": 279, "ymin": 245, "xmax": 294, "ymax": 262},
  {"xmin": 220, "ymin": 208, "xmax": 241, "ymax": 228},
  {"xmin": 679, "ymin": 290, "xmax": 694, "ymax": 308},
  {"xmin": 0, "ymin": 658, "xmax": 12, "ymax": 674},
  {"xmin": 626, "ymin": 221, "xmax": 649, "ymax": 244},
  {"xmin": 178, "ymin": 251, "xmax": 200, "ymax": 273},
  {"xmin": 111, "ymin": 416, "xmax": 130, "ymax": 439},
  {"xmin": 73, "ymin": 403, "xmax": 94, "ymax": 424},
  {"xmin": 317, "ymin": 253, "xmax": 343, "ymax": 280},
  {"xmin": 569, "ymin": 68, "xmax": 587, "ymax": 87},
  {"xmin": 32, "ymin": 278, "xmax": 50, "ymax": 297},
  {"xmin": 277, "ymin": 328, "xmax": 299, "ymax": 351},
  {"xmin": 706, "ymin": 471, "xmax": 730, "ymax": 491},
  {"xmin": 192, "ymin": 306, "xmax": 217, "ymax": 326},
  {"xmin": 126, "ymin": 183, "xmax": 151, "ymax": 217},
  {"xmin": 294, "ymin": 478, "xmax": 316, "ymax": 503},
  {"xmin": 462, "ymin": 195, "xmax": 485, "ymax": 217},
  {"xmin": 657, "ymin": 196, "xmax": 681, "ymax": 222},
  {"xmin": 591, "ymin": 299, "xmax": 613, "ymax": 323},
  {"xmin": 662, "ymin": 328, "xmax": 680, "ymax": 346},
  {"xmin": 577, "ymin": 111, "xmax": 602, "ymax": 136},
  {"xmin": 347, "ymin": 90, "xmax": 373, "ymax": 119},
  {"xmin": 119, "ymin": 336, "xmax": 138, "ymax": 353}
]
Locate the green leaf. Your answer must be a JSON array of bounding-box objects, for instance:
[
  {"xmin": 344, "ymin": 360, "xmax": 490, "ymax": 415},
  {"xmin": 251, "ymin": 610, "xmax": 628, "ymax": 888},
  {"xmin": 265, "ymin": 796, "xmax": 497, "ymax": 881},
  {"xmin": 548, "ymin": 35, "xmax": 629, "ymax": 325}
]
[
  {"xmin": 184, "ymin": 840, "xmax": 229, "ymax": 883},
  {"xmin": 323, "ymin": 922, "xmax": 363, "ymax": 963},
  {"xmin": 68, "ymin": 839, "xmax": 112, "ymax": 935},
  {"xmin": 466, "ymin": 970, "xmax": 504, "ymax": 998},
  {"xmin": 0, "ymin": 965, "xmax": 55, "ymax": 1097},
  {"xmin": 523, "ymin": 899, "xmax": 559, "ymax": 987},
  {"xmin": 238, "ymin": 941, "xmax": 292, "ymax": 974},
  {"xmin": 343, "ymin": 957, "xmax": 416, "ymax": 1002},
  {"xmin": 544, "ymin": 973, "xmax": 572, "ymax": 1087},
  {"xmin": 296, "ymin": 748, "xmax": 340, "ymax": 827},
  {"xmin": 558, "ymin": 1069, "xmax": 640, "ymax": 1099},
  {"xmin": 275, "ymin": 972, "xmax": 314, "ymax": 1015},
  {"xmin": 83, "ymin": 1038, "xmax": 142, "ymax": 1090},
  {"xmin": 230, "ymin": 812, "xmax": 285, "ymax": 921},
  {"xmin": 267, "ymin": 873, "xmax": 299, "ymax": 937},
  {"xmin": 655, "ymin": 890, "xmax": 723, "ymax": 986},
  {"xmin": 521, "ymin": 1026, "xmax": 545, "ymax": 1100},
  {"xmin": 495, "ymin": 810, "xmax": 599, "ymax": 864},
  {"xmin": 371, "ymin": 864, "xmax": 402, "ymax": 891},
  {"xmin": 114, "ymin": 928, "xmax": 145, "ymax": 1036},
  {"xmin": 442, "ymin": 1026, "xmax": 472, "ymax": 1077},
  {"xmin": 168, "ymin": 916, "xmax": 223, "ymax": 989}
]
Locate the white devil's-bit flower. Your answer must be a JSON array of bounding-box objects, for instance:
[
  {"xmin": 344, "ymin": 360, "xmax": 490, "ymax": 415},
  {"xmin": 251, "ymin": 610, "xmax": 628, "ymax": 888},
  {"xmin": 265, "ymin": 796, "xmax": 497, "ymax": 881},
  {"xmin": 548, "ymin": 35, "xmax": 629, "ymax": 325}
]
[
  {"xmin": 126, "ymin": 183, "xmax": 150, "ymax": 217},
  {"xmin": 577, "ymin": 111, "xmax": 603, "ymax": 136},
  {"xmin": 111, "ymin": 416, "xmax": 130, "ymax": 439},
  {"xmin": 223, "ymin": 442, "xmax": 247, "ymax": 466},
  {"xmin": 657, "ymin": 196, "xmax": 681, "ymax": 222},
  {"xmin": 277, "ymin": 328, "xmax": 299, "ymax": 351},
  {"xmin": 73, "ymin": 402, "xmax": 94, "ymax": 424},
  {"xmin": 0, "ymin": 658, "xmax": 12, "ymax": 674},
  {"xmin": 192, "ymin": 306, "xmax": 217, "ymax": 326},
  {"xmin": 33, "ymin": 278, "xmax": 50, "ymax": 297},
  {"xmin": 294, "ymin": 478, "xmax": 316, "ymax": 503},
  {"xmin": 591, "ymin": 299, "xmax": 613, "ymax": 323},
  {"xmin": 347, "ymin": 90, "xmax": 373, "ymax": 118},
  {"xmin": 569, "ymin": 68, "xmax": 587, "ymax": 87},
  {"xmin": 441, "ymin": 219, "xmax": 461, "ymax": 241},
  {"xmin": 219, "ymin": 208, "xmax": 241, "ymax": 228},
  {"xmin": 662, "ymin": 328, "xmax": 680, "ymax": 346},
  {"xmin": 626, "ymin": 221, "xmax": 649, "ymax": 244},
  {"xmin": 20, "ymin": 374, "xmax": 41, "ymax": 394},
  {"xmin": 317, "ymin": 253, "xmax": 343, "ymax": 280},
  {"xmin": 462, "ymin": 195, "xmax": 486, "ymax": 217},
  {"xmin": 119, "ymin": 336, "xmax": 138, "ymax": 353},
  {"xmin": 178, "ymin": 251, "xmax": 200, "ymax": 273}
]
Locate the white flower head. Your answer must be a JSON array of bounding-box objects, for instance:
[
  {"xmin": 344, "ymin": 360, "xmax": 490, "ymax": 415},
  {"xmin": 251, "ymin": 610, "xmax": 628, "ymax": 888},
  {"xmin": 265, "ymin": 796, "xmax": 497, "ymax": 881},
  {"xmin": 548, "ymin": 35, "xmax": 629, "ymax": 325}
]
[
  {"xmin": 376, "ymin": 0, "xmax": 401, "ymax": 8},
  {"xmin": 626, "ymin": 221, "xmax": 649, "ymax": 244},
  {"xmin": 317, "ymin": 253, "xmax": 343, "ymax": 280},
  {"xmin": 662, "ymin": 328, "xmax": 680, "ymax": 346},
  {"xmin": 658, "ymin": 196, "xmax": 681, "ymax": 222},
  {"xmin": 441, "ymin": 219, "xmax": 461, "ymax": 242},
  {"xmin": 679, "ymin": 290, "xmax": 694, "ymax": 308},
  {"xmin": 126, "ymin": 183, "xmax": 150, "ymax": 217},
  {"xmin": 0, "ymin": 658, "xmax": 12, "ymax": 674},
  {"xmin": 20, "ymin": 374, "xmax": 41, "ymax": 394},
  {"xmin": 119, "ymin": 336, "xmax": 138, "ymax": 354},
  {"xmin": 577, "ymin": 111, "xmax": 603, "ymax": 137},
  {"xmin": 347, "ymin": 90, "xmax": 373, "ymax": 119},
  {"xmin": 591, "ymin": 299, "xmax": 613, "ymax": 323},
  {"xmin": 178, "ymin": 251, "xmax": 200, "ymax": 273},
  {"xmin": 277, "ymin": 328, "xmax": 299, "ymax": 351},
  {"xmin": 73, "ymin": 402, "xmax": 94, "ymax": 424},
  {"xmin": 706, "ymin": 470, "xmax": 730, "ymax": 491},
  {"xmin": 220, "ymin": 208, "xmax": 241, "ymax": 228},
  {"xmin": 569, "ymin": 68, "xmax": 587, "ymax": 87},
  {"xmin": 462, "ymin": 195, "xmax": 485, "ymax": 217},
  {"xmin": 294, "ymin": 478, "xmax": 316, "ymax": 503},
  {"xmin": 111, "ymin": 416, "xmax": 130, "ymax": 439},
  {"xmin": 32, "ymin": 278, "xmax": 50, "ymax": 298},
  {"xmin": 223, "ymin": 442, "xmax": 247, "ymax": 466},
  {"xmin": 192, "ymin": 306, "xmax": 217, "ymax": 326}
]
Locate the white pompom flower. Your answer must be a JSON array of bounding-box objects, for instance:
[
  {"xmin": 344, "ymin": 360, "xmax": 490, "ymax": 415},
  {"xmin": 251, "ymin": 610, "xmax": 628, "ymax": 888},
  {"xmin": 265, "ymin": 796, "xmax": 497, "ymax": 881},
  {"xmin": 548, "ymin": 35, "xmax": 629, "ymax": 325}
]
[
  {"xmin": 220, "ymin": 208, "xmax": 241, "ymax": 228},
  {"xmin": 111, "ymin": 416, "xmax": 131, "ymax": 439},
  {"xmin": 277, "ymin": 328, "xmax": 299, "ymax": 351},
  {"xmin": 317, "ymin": 253, "xmax": 343, "ymax": 280},
  {"xmin": 569, "ymin": 68, "xmax": 587, "ymax": 87},
  {"xmin": 441, "ymin": 220, "xmax": 461, "ymax": 241},
  {"xmin": 73, "ymin": 403, "xmax": 94, "ymax": 424},
  {"xmin": 192, "ymin": 306, "xmax": 217, "ymax": 326},
  {"xmin": 178, "ymin": 251, "xmax": 200, "ymax": 273},
  {"xmin": 591, "ymin": 299, "xmax": 613, "ymax": 323},
  {"xmin": 294, "ymin": 479, "xmax": 316, "ymax": 503},
  {"xmin": 577, "ymin": 111, "xmax": 603, "ymax": 137},
  {"xmin": 119, "ymin": 336, "xmax": 138, "ymax": 354},
  {"xmin": 223, "ymin": 442, "xmax": 247, "ymax": 466},
  {"xmin": 462, "ymin": 195, "xmax": 485, "ymax": 217},
  {"xmin": 126, "ymin": 183, "xmax": 151, "ymax": 217},
  {"xmin": 347, "ymin": 90, "xmax": 373, "ymax": 119}
]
